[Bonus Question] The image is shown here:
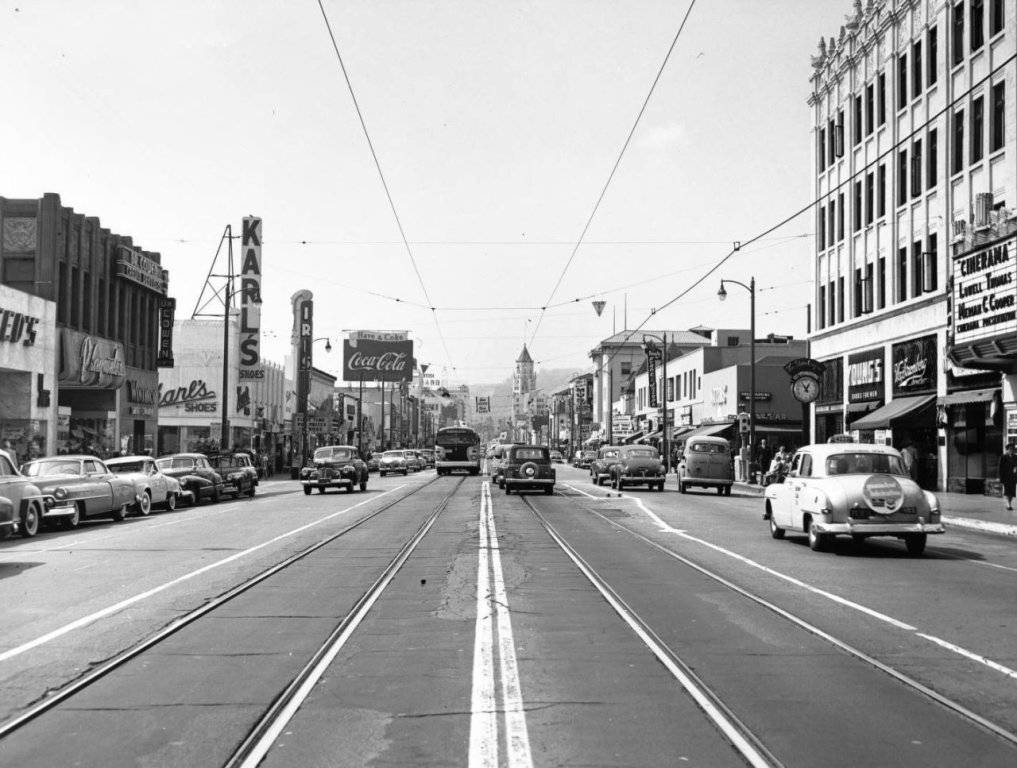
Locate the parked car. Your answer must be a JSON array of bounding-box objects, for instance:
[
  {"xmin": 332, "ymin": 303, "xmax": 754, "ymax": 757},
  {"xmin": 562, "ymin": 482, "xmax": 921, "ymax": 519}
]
[
  {"xmin": 549, "ymin": 450, "xmax": 564, "ymax": 464},
  {"xmin": 503, "ymin": 445, "xmax": 556, "ymax": 495},
  {"xmin": 0, "ymin": 448, "xmax": 46, "ymax": 537},
  {"xmin": 764, "ymin": 444, "xmax": 944, "ymax": 555},
  {"xmin": 155, "ymin": 453, "xmax": 226, "ymax": 505},
  {"xmin": 609, "ymin": 446, "xmax": 666, "ymax": 491},
  {"xmin": 489, "ymin": 444, "xmax": 509, "ymax": 487},
  {"xmin": 577, "ymin": 449, "xmax": 597, "ymax": 469},
  {"xmin": 379, "ymin": 450, "xmax": 409, "ymax": 476},
  {"xmin": 207, "ymin": 454, "xmax": 257, "ymax": 498},
  {"xmin": 419, "ymin": 449, "xmax": 436, "ymax": 468},
  {"xmin": 106, "ymin": 455, "xmax": 184, "ymax": 514},
  {"xmin": 301, "ymin": 445, "xmax": 368, "ymax": 495},
  {"xmin": 365, "ymin": 453, "xmax": 380, "ymax": 473},
  {"xmin": 232, "ymin": 453, "xmax": 260, "ymax": 487},
  {"xmin": 0, "ymin": 495, "xmax": 16, "ymax": 538},
  {"xmin": 676, "ymin": 436, "xmax": 733, "ymax": 495},
  {"xmin": 404, "ymin": 450, "xmax": 425, "ymax": 472},
  {"xmin": 21, "ymin": 455, "xmax": 140, "ymax": 527},
  {"xmin": 589, "ymin": 445, "xmax": 623, "ymax": 486}
]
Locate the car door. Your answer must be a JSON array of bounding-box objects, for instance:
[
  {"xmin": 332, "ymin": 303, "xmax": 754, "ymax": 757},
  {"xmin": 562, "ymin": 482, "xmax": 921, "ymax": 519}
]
[
  {"xmin": 147, "ymin": 459, "xmax": 168, "ymax": 502},
  {"xmin": 771, "ymin": 452, "xmax": 803, "ymax": 530},
  {"xmin": 82, "ymin": 459, "xmax": 115, "ymax": 514},
  {"xmin": 783, "ymin": 452, "xmax": 812, "ymax": 531}
]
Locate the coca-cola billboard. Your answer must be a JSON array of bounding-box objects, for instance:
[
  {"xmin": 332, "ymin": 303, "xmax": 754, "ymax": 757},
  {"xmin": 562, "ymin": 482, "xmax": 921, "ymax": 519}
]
[{"xmin": 343, "ymin": 337, "xmax": 414, "ymax": 382}]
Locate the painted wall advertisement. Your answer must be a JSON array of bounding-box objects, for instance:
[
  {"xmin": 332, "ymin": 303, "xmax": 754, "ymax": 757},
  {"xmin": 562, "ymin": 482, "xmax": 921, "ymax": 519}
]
[
  {"xmin": 343, "ymin": 331, "xmax": 413, "ymax": 382},
  {"xmin": 847, "ymin": 348, "xmax": 884, "ymax": 404},
  {"xmin": 238, "ymin": 216, "xmax": 263, "ymax": 380},
  {"xmin": 953, "ymin": 235, "xmax": 1017, "ymax": 344},
  {"xmin": 891, "ymin": 335, "xmax": 937, "ymax": 396}
]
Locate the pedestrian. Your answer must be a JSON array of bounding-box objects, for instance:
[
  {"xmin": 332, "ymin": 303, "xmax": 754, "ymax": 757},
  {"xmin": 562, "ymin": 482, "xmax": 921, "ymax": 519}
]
[
  {"xmin": 900, "ymin": 440, "xmax": 918, "ymax": 481},
  {"xmin": 1000, "ymin": 443, "xmax": 1017, "ymax": 511}
]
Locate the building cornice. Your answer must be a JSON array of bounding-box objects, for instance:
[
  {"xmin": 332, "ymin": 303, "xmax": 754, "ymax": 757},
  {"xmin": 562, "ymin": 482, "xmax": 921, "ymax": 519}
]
[{"xmin": 808, "ymin": 293, "xmax": 946, "ymax": 343}]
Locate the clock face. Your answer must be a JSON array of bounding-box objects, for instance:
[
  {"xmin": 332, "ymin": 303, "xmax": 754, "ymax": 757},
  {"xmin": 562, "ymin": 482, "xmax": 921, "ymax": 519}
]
[{"xmin": 792, "ymin": 376, "xmax": 819, "ymax": 403}]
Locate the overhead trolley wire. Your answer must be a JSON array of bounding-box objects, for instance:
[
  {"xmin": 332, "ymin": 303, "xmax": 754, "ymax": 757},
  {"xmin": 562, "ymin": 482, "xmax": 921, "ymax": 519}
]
[
  {"xmin": 527, "ymin": 0, "xmax": 698, "ymax": 349},
  {"xmin": 314, "ymin": 0, "xmax": 454, "ymax": 369}
]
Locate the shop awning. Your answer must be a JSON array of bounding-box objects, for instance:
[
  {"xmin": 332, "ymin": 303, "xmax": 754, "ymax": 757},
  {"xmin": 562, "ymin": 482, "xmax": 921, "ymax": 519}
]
[
  {"xmin": 754, "ymin": 425, "xmax": 804, "ymax": 434},
  {"xmin": 671, "ymin": 425, "xmax": 696, "ymax": 439},
  {"xmin": 638, "ymin": 430, "xmax": 662, "ymax": 443},
  {"xmin": 620, "ymin": 430, "xmax": 644, "ymax": 444},
  {"xmin": 679, "ymin": 422, "xmax": 733, "ymax": 440},
  {"xmin": 849, "ymin": 394, "xmax": 936, "ymax": 431},
  {"xmin": 938, "ymin": 388, "xmax": 998, "ymax": 407}
]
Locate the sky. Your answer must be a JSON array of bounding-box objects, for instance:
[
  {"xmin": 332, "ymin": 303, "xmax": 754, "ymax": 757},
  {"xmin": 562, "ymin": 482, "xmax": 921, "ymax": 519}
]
[{"xmin": 0, "ymin": 0, "xmax": 851, "ymax": 385}]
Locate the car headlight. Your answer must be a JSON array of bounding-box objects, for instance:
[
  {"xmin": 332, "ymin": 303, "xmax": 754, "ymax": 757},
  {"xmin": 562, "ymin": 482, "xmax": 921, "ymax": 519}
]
[
  {"xmin": 229, "ymin": 472, "xmax": 242, "ymax": 481},
  {"xmin": 54, "ymin": 487, "xmax": 68, "ymax": 500}
]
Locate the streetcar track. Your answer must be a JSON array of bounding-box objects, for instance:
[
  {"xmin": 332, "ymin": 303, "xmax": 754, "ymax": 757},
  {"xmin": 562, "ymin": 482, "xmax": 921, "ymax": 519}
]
[
  {"xmin": 526, "ymin": 493, "xmax": 1017, "ymax": 751},
  {"xmin": 0, "ymin": 475, "xmax": 449, "ymax": 742}
]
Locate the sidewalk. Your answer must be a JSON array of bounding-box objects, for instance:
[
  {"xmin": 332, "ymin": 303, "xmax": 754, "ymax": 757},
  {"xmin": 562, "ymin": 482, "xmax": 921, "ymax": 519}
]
[{"xmin": 733, "ymin": 482, "xmax": 1017, "ymax": 539}]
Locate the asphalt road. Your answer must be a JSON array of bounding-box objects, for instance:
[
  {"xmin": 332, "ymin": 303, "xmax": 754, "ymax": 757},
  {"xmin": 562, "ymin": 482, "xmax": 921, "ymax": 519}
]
[{"xmin": 1, "ymin": 466, "xmax": 1015, "ymax": 766}]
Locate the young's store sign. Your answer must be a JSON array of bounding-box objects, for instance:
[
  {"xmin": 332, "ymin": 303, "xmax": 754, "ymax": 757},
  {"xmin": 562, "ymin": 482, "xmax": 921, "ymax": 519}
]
[
  {"xmin": 953, "ymin": 235, "xmax": 1017, "ymax": 344},
  {"xmin": 847, "ymin": 348, "xmax": 884, "ymax": 404}
]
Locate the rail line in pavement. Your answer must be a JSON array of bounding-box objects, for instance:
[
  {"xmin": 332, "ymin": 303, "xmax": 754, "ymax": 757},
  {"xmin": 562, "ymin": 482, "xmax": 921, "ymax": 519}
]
[
  {"xmin": 524, "ymin": 492, "xmax": 1017, "ymax": 753},
  {"xmin": 0, "ymin": 473, "xmax": 453, "ymax": 742}
]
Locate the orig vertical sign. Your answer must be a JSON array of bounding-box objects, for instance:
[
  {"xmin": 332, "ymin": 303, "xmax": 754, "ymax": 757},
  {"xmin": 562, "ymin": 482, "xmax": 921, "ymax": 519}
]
[
  {"xmin": 239, "ymin": 216, "xmax": 263, "ymax": 380},
  {"xmin": 297, "ymin": 295, "xmax": 313, "ymax": 418}
]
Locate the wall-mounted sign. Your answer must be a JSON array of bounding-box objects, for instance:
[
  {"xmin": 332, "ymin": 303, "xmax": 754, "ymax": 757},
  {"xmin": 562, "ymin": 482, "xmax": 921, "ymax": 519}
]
[
  {"xmin": 116, "ymin": 245, "xmax": 168, "ymax": 294},
  {"xmin": 475, "ymin": 396, "xmax": 490, "ymax": 414},
  {"xmin": 157, "ymin": 297, "xmax": 175, "ymax": 368},
  {"xmin": 738, "ymin": 391, "xmax": 773, "ymax": 401},
  {"xmin": 0, "ymin": 308, "xmax": 40, "ymax": 347},
  {"xmin": 847, "ymin": 348, "xmax": 884, "ymax": 404},
  {"xmin": 647, "ymin": 351, "xmax": 659, "ymax": 408},
  {"xmin": 239, "ymin": 216, "xmax": 263, "ymax": 378},
  {"xmin": 58, "ymin": 329, "xmax": 126, "ymax": 389},
  {"xmin": 953, "ymin": 235, "xmax": 1017, "ymax": 344},
  {"xmin": 159, "ymin": 380, "xmax": 218, "ymax": 412},
  {"xmin": 343, "ymin": 336, "xmax": 414, "ymax": 383},
  {"xmin": 294, "ymin": 291, "xmax": 313, "ymax": 418},
  {"xmin": 891, "ymin": 335, "xmax": 937, "ymax": 395}
]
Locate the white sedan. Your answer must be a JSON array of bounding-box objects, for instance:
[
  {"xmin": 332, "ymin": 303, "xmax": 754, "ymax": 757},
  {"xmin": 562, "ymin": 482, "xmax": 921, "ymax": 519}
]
[
  {"xmin": 106, "ymin": 456, "xmax": 183, "ymax": 515},
  {"xmin": 763, "ymin": 443, "xmax": 944, "ymax": 556}
]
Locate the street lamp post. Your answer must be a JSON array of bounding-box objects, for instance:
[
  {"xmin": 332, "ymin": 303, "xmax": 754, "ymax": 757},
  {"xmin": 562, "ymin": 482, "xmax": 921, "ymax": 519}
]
[
  {"xmin": 302, "ymin": 337, "xmax": 332, "ymax": 463},
  {"xmin": 642, "ymin": 333, "xmax": 670, "ymax": 473},
  {"xmin": 718, "ymin": 277, "xmax": 756, "ymax": 480}
]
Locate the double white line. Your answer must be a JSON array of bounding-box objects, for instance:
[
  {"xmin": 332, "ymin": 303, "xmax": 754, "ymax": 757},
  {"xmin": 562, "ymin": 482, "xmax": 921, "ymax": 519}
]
[{"xmin": 469, "ymin": 481, "xmax": 533, "ymax": 768}]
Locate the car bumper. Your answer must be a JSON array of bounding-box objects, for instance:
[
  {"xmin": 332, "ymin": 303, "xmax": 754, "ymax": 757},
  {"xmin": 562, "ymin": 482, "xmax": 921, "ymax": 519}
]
[
  {"xmin": 812, "ymin": 521, "xmax": 946, "ymax": 536},
  {"xmin": 302, "ymin": 477, "xmax": 355, "ymax": 488},
  {"xmin": 505, "ymin": 477, "xmax": 555, "ymax": 486},
  {"xmin": 620, "ymin": 474, "xmax": 665, "ymax": 484},
  {"xmin": 681, "ymin": 477, "xmax": 732, "ymax": 486},
  {"xmin": 436, "ymin": 460, "xmax": 478, "ymax": 469},
  {"xmin": 42, "ymin": 502, "xmax": 77, "ymax": 518}
]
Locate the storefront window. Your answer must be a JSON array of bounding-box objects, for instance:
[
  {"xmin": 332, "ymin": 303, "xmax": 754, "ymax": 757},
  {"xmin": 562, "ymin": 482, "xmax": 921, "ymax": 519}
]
[
  {"xmin": 0, "ymin": 419, "xmax": 48, "ymax": 466},
  {"xmin": 59, "ymin": 416, "xmax": 116, "ymax": 457}
]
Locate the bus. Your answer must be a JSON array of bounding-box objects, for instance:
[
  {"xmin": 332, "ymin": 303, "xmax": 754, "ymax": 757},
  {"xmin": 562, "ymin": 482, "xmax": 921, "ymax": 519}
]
[{"xmin": 435, "ymin": 426, "xmax": 481, "ymax": 475}]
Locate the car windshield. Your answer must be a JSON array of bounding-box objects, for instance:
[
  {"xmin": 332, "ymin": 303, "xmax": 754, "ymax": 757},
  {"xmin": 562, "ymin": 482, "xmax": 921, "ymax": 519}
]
[
  {"xmin": 316, "ymin": 448, "xmax": 352, "ymax": 461},
  {"xmin": 23, "ymin": 459, "xmax": 82, "ymax": 477},
  {"xmin": 825, "ymin": 452, "xmax": 907, "ymax": 476},
  {"xmin": 157, "ymin": 457, "xmax": 195, "ymax": 470},
  {"xmin": 690, "ymin": 442, "xmax": 726, "ymax": 454},
  {"xmin": 210, "ymin": 456, "xmax": 238, "ymax": 468},
  {"xmin": 514, "ymin": 448, "xmax": 547, "ymax": 460},
  {"xmin": 627, "ymin": 449, "xmax": 658, "ymax": 458},
  {"xmin": 383, "ymin": 451, "xmax": 403, "ymax": 459},
  {"xmin": 109, "ymin": 461, "xmax": 146, "ymax": 473}
]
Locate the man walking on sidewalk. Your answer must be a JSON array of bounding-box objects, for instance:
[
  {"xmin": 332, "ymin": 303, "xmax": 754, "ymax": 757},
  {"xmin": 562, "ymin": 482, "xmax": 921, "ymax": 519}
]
[{"xmin": 1000, "ymin": 443, "xmax": 1017, "ymax": 511}]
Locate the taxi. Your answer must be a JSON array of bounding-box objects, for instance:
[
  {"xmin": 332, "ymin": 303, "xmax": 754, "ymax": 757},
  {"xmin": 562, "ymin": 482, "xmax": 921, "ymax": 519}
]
[{"xmin": 764, "ymin": 443, "xmax": 944, "ymax": 555}]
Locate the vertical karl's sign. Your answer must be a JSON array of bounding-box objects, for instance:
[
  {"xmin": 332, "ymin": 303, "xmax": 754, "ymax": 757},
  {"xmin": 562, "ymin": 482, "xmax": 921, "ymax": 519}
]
[{"xmin": 239, "ymin": 216, "xmax": 264, "ymax": 380}]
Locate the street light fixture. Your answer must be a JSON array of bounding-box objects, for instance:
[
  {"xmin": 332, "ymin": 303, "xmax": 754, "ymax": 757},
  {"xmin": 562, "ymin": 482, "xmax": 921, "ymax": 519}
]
[{"xmin": 718, "ymin": 276, "xmax": 756, "ymax": 481}]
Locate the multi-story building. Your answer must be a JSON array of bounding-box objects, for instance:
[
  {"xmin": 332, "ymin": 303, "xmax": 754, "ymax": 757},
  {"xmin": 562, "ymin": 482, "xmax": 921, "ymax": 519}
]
[
  {"xmin": 808, "ymin": 0, "xmax": 1014, "ymax": 492},
  {"xmin": 1, "ymin": 193, "xmax": 173, "ymax": 457}
]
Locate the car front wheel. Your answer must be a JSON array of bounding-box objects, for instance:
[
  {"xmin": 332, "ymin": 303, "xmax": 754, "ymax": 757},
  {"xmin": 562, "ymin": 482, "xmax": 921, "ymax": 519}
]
[
  {"xmin": 20, "ymin": 502, "xmax": 40, "ymax": 538},
  {"xmin": 165, "ymin": 493, "xmax": 177, "ymax": 511},
  {"xmin": 807, "ymin": 520, "xmax": 829, "ymax": 551},
  {"xmin": 769, "ymin": 517, "xmax": 785, "ymax": 539},
  {"xmin": 135, "ymin": 491, "xmax": 152, "ymax": 517},
  {"xmin": 905, "ymin": 534, "xmax": 927, "ymax": 556},
  {"xmin": 303, "ymin": 486, "xmax": 312, "ymax": 495}
]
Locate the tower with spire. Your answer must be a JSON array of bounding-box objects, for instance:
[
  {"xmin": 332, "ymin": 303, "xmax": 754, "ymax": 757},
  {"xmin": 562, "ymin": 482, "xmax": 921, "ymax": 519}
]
[{"xmin": 513, "ymin": 344, "xmax": 536, "ymax": 396}]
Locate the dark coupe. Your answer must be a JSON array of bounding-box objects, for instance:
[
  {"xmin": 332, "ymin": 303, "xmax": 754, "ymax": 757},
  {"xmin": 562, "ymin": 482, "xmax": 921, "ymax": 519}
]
[{"xmin": 155, "ymin": 453, "xmax": 226, "ymax": 505}]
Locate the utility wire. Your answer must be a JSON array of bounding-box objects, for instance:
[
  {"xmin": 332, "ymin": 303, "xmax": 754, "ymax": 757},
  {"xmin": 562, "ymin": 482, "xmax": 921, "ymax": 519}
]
[
  {"xmin": 315, "ymin": 0, "xmax": 454, "ymax": 370},
  {"xmin": 528, "ymin": 0, "xmax": 697, "ymax": 348}
]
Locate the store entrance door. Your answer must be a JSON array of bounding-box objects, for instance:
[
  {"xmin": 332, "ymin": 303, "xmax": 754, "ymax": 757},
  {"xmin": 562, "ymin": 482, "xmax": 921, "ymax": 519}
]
[{"xmin": 892, "ymin": 403, "xmax": 938, "ymax": 491}]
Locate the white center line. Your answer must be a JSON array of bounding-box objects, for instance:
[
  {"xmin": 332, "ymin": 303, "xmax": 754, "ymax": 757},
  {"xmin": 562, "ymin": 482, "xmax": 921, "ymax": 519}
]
[{"xmin": 0, "ymin": 487, "xmax": 404, "ymax": 665}]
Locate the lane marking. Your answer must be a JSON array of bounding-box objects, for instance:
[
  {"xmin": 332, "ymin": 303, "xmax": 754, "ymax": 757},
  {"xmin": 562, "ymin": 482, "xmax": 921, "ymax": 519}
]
[
  {"xmin": 469, "ymin": 482, "xmax": 532, "ymax": 768},
  {"xmin": 561, "ymin": 482, "xmax": 598, "ymax": 499},
  {"xmin": 469, "ymin": 483, "xmax": 499, "ymax": 768},
  {"xmin": 0, "ymin": 487, "xmax": 405, "ymax": 665},
  {"xmin": 621, "ymin": 495, "xmax": 1017, "ymax": 683}
]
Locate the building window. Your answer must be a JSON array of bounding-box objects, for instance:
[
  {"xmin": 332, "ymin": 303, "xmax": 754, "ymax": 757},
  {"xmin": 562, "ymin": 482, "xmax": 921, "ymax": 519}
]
[
  {"xmin": 818, "ymin": 285, "xmax": 826, "ymax": 330},
  {"xmin": 953, "ymin": 108, "xmax": 965, "ymax": 173},
  {"xmin": 818, "ymin": 127, "xmax": 826, "ymax": 172},
  {"xmin": 70, "ymin": 266, "xmax": 80, "ymax": 329},
  {"xmin": 865, "ymin": 83, "xmax": 874, "ymax": 135},
  {"xmin": 928, "ymin": 128, "xmax": 938, "ymax": 189},
  {"xmin": 972, "ymin": 95, "xmax": 984, "ymax": 162},
  {"xmin": 954, "ymin": 2, "xmax": 965, "ymax": 66},
  {"xmin": 828, "ymin": 118, "xmax": 837, "ymax": 164},
  {"xmin": 971, "ymin": 0, "xmax": 985, "ymax": 52},
  {"xmin": 853, "ymin": 267, "xmax": 863, "ymax": 318},
  {"xmin": 992, "ymin": 81, "xmax": 1005, "ymax": 152},
  {"xmin": 877, "ymin": 72, "xmax": 887, "ymax": 125},
  {"xmin": 912, "ymin": 139, "xmax": 923, "ymax": 198},
  {"xmin": 620, "ymin": 362, "xmax": 631, "ymax": 375},
  {"xmin": 97, "ymin": 277, "xmax": 106, "ymax": 336},
  {"xmin": 837, "ymin": 192, "xmax": 845, "ymax": 239},
  {"xmin": 853, "ymin": 94, "xmax": 863, "ymax": 146},
  {"xmin": 837, "ymin": 277, "xmax": 845, "ymax": 323},
  {"xmin": 928, "ymin": 27, "xmax": 938, "ymax": 86},
  {"xmin": 865, "ymin": 172, "xmax": 874, "ymax": 224},
  {"xmin": 912, "ymin": 40, "xmax": 923, "ymax": 94},
  {"xmin": 836, "ymin": 109, "xmax": 845, "ymax": 156},
  {"xmin": 864, "ymin": 262, "xmax": 874, "ymax": 313},
  {"xmin": 828, "ymin": 200, "xmax": 836, "ymax": 248},
  {"xmin": 57, "ymin": 262, "xmax": 68, "ymax": 324},
  {"xmin": 878, "ymin": 163, "xmax": 886, "ymax": 217},
  {"xmin": 991, "ymin": 0, "xmax": 1004, "ymax": 36},
  {"xmin": 82, "ymin": 273, "xmax": 91, "ymax": 333},
  {"xmin": 828, "ymin": 280, "xmax": 836, "ymax": 326},
  {"xmin": 819, "ymin": 204, "xmax": 826, "ymax": 247},
  {"xmin": 877, "ymin": 256, "xmax": 886, "ymax": 309},
  {"xmin": 897, "ymin": 52, "xmax": 908, "ymax": 108},
  {"xmin": 912, "ymin": 240, "xmax": 924, "ymax": 297},
  {"xmin": 898, "ymin": 247, "xmax": 908, "ymax": 303},
  {"xmin": 927, "ymin": 233, "xmax": 939, "ymax": 292},
  {"xmin": 898, "ymin": 149, "xmax": 908, "ymax": 205},
  {"xmin": 854, "ymin": 181, "xmax": 863, "ymax": 231}
]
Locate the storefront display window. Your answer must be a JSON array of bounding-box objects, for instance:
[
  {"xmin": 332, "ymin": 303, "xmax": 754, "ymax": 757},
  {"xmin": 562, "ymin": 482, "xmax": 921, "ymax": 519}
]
[{"xmin": 0, "ymin": 419, "xmax": 47, "ymax": 466}]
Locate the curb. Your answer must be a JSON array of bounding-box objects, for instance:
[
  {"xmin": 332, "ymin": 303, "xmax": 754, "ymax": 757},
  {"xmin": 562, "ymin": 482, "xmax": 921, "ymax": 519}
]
[{"xmin": 942, "ymin": 516, "xmax": 1017, "ymax": 538}]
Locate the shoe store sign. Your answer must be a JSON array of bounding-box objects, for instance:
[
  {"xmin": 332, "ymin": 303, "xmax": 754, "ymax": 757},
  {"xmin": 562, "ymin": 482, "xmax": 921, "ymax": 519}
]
[{"xmin": 953, "ymin": 235, "xmax": 1017, "ymax": 344}]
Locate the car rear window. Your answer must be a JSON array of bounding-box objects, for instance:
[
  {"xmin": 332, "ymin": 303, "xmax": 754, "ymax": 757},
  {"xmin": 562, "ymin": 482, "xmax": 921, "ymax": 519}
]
[
  {"xmin": 157, "ymin": 457, "xmax": 195, "ymax": 470},
  {"xmin": 514, "ymin": 448, "xmax": 547, "ymax": 460},
  {"xmin": 826, "ymin": 452, "xmax": 906, "ymax": 476},
  {"xmin": 626, "ymin": 449, "xmax": 657, "ymax": 458},
  {"xmin": 690, "ymin": 442, "xmax": 726, "ymax": 454}
]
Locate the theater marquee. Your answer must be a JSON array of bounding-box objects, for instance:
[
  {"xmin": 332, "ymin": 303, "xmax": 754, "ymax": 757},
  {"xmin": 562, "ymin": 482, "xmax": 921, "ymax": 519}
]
[{"xmin": 953, "ymin": 235, "xmax": 1017, "ymax": 344}]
